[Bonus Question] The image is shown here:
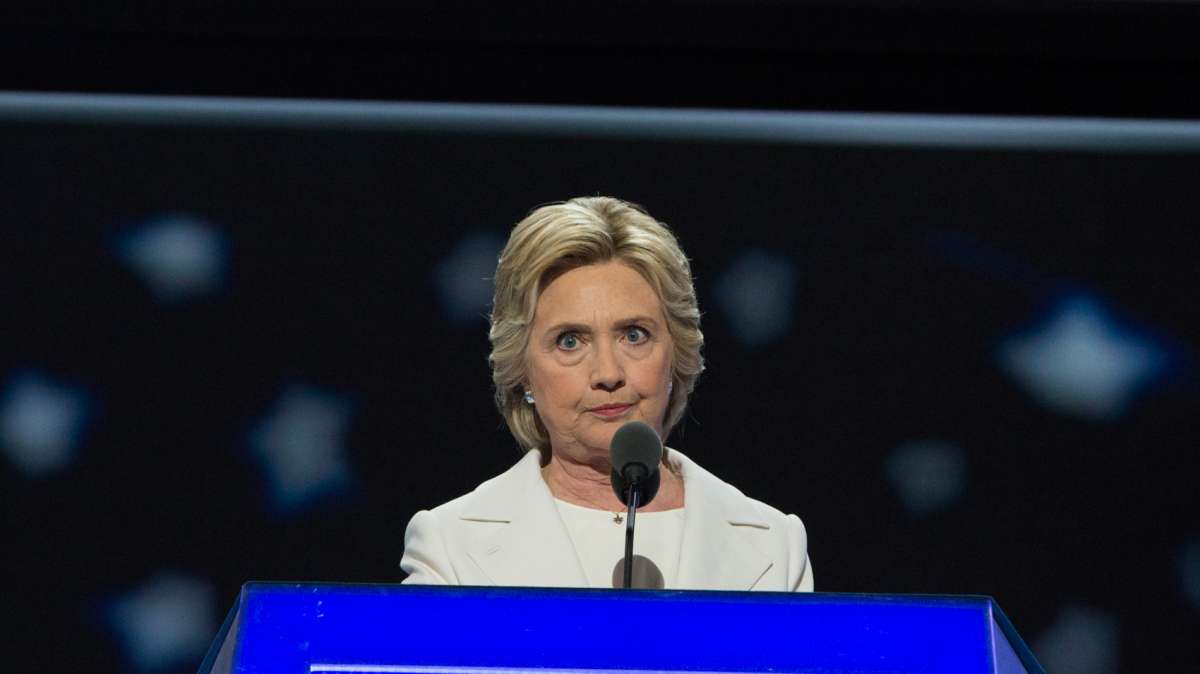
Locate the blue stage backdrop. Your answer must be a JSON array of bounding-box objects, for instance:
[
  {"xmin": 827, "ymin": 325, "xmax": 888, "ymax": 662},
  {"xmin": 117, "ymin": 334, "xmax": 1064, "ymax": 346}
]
[{"xmin": 2, "ymin": 94, "xmax": 1199, "ymax": 673}]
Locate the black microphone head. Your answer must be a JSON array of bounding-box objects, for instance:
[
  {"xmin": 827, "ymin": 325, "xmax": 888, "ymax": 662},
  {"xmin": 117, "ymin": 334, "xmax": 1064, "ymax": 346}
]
[{"xmin": 609, "ymin": 420, "xmax": 663, "ymax": 506}]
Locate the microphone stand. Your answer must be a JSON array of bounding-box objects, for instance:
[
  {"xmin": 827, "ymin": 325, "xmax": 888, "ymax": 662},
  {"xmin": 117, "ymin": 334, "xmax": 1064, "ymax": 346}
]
[{"xmin": 623, "ymin": 481, "xmax": 640, "ymax": 589}]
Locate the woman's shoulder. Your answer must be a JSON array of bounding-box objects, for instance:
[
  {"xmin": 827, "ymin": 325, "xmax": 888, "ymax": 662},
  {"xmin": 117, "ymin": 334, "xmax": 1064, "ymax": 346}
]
[
  {"xmin": 418, "ymin": 449, "xmax": 545, "ymax": 522},
  {"xmin": 670, "ymin": 447, "xmax": 813, "ymax": 591},
  {"xmin": 670, "ymin": 447, "xmax": 808, "ymax": 533}
]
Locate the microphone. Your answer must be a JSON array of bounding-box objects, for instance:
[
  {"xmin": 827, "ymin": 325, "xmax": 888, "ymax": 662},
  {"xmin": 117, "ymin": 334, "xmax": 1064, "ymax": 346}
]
[
  {"xmin": 610, "ymin": 420, "xmax": 662, "ymax": 506},
  {"xmin": 609, "ymin": 420, "xmax": 663, "ymax": 589}
]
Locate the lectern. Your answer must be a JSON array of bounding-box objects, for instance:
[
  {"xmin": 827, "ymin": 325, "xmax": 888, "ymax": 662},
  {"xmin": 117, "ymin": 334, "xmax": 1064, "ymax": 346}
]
[{"xmin": 199, "ymin": 583, "xmax": 1042, "ymax": 674}]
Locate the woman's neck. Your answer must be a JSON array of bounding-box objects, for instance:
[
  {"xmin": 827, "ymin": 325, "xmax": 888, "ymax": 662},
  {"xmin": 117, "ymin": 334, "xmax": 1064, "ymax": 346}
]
[{"xmin": 541, "ymin": 449, "xmax": 685, "ymax": 512}]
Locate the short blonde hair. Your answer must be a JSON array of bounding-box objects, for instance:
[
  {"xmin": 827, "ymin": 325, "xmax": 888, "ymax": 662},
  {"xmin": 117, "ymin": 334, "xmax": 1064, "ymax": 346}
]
[{"xmin": 489, "ymin": 196, "xmax": 705, "ymax": 453}]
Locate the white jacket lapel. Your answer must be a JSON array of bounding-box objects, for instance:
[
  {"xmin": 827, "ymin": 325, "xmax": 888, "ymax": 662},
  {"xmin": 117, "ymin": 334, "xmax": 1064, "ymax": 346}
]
[
  {"xmin": 672, "ymin": 450, "xmax": 775, "ymax": 591},
  {"xmin": 459, "ymin": 451, "xmax": 588, "ymax": 587}
]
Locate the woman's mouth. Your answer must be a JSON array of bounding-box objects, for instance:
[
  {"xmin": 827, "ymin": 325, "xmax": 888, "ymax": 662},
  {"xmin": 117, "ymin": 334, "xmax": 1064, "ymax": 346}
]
[{"xmin": 589, "ymin": 403, "xmax": 634, "ymax": 418}]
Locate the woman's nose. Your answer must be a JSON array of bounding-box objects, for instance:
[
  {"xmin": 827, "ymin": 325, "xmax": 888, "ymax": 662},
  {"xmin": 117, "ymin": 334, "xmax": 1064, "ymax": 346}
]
[{"xmin": 590, "ymin": 341, "xmax": 625, "ymax": 391}]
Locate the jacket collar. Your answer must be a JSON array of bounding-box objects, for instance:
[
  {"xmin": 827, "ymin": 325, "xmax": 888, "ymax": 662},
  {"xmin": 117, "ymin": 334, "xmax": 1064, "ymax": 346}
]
[
  {"xmin": 458, "ymin": 448, "xmax": 774, "ymax": 590},
  {"xmin": 669, "ymin": 449, "xmax": 774, "ymax": 590},
  {"xmin": 460, "ymin": 450, "xmax": 588, "ymax": 587}
]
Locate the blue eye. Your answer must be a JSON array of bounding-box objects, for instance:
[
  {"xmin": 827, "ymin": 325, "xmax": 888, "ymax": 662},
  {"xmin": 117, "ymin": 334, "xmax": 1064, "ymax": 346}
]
[
  {"xmin": 557, "ymin": 333, "xmax": 580, "ymax": 350},
  {"xmin": 625, "ymin": 327, "xmax": 649, "ymax": 343}
]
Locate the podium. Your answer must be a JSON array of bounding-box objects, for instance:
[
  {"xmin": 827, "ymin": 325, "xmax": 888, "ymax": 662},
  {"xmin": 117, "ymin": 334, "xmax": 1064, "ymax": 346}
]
[{"xmin": 199, "ymin": 583, "xmax": 1043, "ymax": 674}]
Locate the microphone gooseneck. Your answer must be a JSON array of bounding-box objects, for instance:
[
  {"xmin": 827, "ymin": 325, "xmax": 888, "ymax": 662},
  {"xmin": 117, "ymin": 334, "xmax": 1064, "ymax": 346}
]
[{"xmin": 609, "ymin": 420, "xmax": 663, "ymax": 589}]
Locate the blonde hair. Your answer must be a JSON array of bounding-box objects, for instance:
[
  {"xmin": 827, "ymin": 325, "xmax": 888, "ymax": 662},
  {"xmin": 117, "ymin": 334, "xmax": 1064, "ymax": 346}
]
[{"xmin": 489, "ymin": 196, "xmax": 705, "ymax": 453}]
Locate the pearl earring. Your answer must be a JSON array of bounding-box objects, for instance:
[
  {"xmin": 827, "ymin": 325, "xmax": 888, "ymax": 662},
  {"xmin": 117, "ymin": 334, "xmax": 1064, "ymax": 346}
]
[{"xmin": 523, "ymin": 390, "xmax": 535, "ymax": 404}]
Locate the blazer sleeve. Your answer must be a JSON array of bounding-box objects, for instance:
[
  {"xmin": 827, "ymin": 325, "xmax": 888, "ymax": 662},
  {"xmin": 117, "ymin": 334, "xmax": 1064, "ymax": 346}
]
[
  {"xmin": 400, "ymin": 509, "xmax": 455, "ymax": 585},
  {"xmin": 786, "ymin": 513, "xmax": 814, "ymax": 592}
]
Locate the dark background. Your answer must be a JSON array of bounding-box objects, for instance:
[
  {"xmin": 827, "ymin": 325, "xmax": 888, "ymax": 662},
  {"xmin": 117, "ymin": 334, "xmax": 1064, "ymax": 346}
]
[
  {"xmin": 3, "ymin": 2, "xmax": 1200, "ymax": 672},
  {"xmin": 5, "ymin": 0, "xmax": 1200, "ymax": 118}
]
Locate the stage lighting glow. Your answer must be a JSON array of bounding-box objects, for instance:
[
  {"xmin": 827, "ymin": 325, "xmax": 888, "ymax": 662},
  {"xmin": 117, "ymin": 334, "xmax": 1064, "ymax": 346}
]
[
  {"xmin": 1034, "ymin": 604, "xmax": 1119, "ymax": 674},
  {"xmin": 714, "ymin": 250, "xmax": 798, "ymax": 347},
  {"xmin": 247, "ymin": 386, "xmax": 355, "ymax": 514},
  {"xmin": 433, "ymin": 232, "xmax": 505, "ymax": 323},
  {"xmin": 104, "ymin": 573, "xmax": 216, "ymax": 674},
  {"xmin": 116, "ymin": 215, "xmax": 227, "ymax": 302},
  {"xmin": 884, "ymin": 439, "xmax": 967, "ymax": 517},
  {"xmin": 997, "ymin": 296, "xmax": 1164, "ymax": 420},
  {"xmin": 0, "ymin": 370, "xmax": 91, "ymax": 476}
]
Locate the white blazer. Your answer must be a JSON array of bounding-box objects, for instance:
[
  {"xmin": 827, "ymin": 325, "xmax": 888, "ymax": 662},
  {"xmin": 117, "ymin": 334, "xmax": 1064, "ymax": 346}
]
[{"xmin": 401, "ymin": 448, "xmax": 814, "ymax": 591}]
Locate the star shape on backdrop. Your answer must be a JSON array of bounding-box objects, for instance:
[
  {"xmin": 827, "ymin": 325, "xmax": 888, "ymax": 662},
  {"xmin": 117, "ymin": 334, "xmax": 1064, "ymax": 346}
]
[
  {"xmin": 433, "ymin": 231, "xmax": 505, "ymax": 323},
  {"xmin": 115, "ymin": 214, "xmax": 227, "ymax": 303},
  {"xmin": 998, "ymin": 295, "xmax": 1166, "ymax": 420},
  {"xmin": 884, "ymin": 439, "xmax": 967, "ymax": 518},
  {"xmin": 1034, "ymin": 604, "xmax": 1119, "ymax": 674},
  {"xmin": 0, "ymin": 370, "xmax": 91, "ymax": 476},
  {"xmin": 247, "ymin": 386, "xmax": 356, "ymax": 515},
  {"xmin": 104, "ymin": 573, "xmax": 216, "ymax": 674},
  {"xmin": 714, "ymin": 249, "xmax": 799, "ymax": 347}
]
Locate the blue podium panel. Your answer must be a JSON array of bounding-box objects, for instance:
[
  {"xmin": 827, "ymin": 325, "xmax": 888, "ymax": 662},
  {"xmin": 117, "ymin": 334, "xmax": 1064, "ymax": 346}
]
[{"xmin": 200, "ymin": 584, "xmax": 1042, "ymax": 674}]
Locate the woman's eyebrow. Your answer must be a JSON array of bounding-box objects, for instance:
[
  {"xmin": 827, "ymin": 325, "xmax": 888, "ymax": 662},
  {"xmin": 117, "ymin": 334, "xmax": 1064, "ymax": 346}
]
[
  {"xmin": 542, "ymin": 322, "xmax": 592, "ymax": 335},
  {"xmin": 544, "ymin": 316, "xmax": 659, "ymax": 334},
  {"xmin": 619, "ymin": 315, "xmax": 659, "ymax": 327}
]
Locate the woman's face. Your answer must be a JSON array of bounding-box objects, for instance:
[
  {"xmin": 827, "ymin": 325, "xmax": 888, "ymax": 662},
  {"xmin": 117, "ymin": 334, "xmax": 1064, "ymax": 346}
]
[{"xmin": 526, "ymin": 260, "xmax": 673, "ymax": 465}]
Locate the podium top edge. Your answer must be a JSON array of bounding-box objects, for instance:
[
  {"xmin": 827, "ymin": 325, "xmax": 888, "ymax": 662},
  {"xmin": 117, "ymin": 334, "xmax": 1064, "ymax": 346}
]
[{"xmin": 238, "ymin": 581, "xmax": 999, "ymax": 607}]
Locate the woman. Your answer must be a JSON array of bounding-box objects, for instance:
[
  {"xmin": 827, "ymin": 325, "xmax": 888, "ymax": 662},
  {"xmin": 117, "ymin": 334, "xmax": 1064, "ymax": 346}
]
[{"xmin": 401, "ymin": 196, "xmax": 813, "ymax": 591}]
